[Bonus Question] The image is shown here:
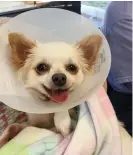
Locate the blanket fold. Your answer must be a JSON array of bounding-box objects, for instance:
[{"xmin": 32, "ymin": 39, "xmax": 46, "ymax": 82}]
[{"xmin": 0, "ymin": 88, "xmax": 123, "ymax": 155}]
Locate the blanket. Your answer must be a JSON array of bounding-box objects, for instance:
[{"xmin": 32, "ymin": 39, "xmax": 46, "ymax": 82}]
[{"xmin": 0, "ymin": 87, "xmax": 124, "ymax": 155}]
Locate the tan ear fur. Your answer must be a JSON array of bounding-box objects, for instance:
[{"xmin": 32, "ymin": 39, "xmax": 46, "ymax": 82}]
[
  {"xmin": 78, "ymin": 35, "xmax": 103, "ymax": 70},
  {"xmin": 8, "ymin": 33, "xmax": 36, "ymax": 69}
]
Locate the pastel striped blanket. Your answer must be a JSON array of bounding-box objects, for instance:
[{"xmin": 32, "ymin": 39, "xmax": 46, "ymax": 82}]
[{"xmin": 0, "ymin": 87, "xmax": 123, "ymax": 155}]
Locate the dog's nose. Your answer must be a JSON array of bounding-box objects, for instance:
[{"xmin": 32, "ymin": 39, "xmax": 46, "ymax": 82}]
[{"xmin": 52, "ymin": 73, "xmax": 67, "ymax": 87}]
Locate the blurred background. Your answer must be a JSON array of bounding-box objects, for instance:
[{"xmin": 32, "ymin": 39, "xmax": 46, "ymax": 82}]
[{"xmin": 0, "ymin": 1, "xmax": 110, "ymax": 27}]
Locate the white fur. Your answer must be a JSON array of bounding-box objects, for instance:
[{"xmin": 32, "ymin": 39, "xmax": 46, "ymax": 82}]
[
  {"xmin": 19, "ymin": 42, "xmax": 86, "ymax": 136},
  {"xmin": 54, "ymin": 111, "xmax": 71, "ymax": 136},
  {"xmin": 1, "ymin": 31, "xmax": 102, "ymax": 136},
  {"xmin": 20, "ymin": 42, "xmax": 86, "ymax": 95}
]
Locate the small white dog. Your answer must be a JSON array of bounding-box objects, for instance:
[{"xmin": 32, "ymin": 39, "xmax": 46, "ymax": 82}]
[{"xmin": 0, "ymin": 32, "xmax": 102, "ymax": 147}]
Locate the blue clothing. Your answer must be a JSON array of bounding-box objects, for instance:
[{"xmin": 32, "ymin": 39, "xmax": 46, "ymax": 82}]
[{"xmin": 101, "ymin": 1, "xmax": 132, "ymax": 93}]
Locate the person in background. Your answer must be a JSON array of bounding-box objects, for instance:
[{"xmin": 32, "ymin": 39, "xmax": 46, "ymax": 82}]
[{"xmin": 101, "ymin": 1, "xmax": 132, "ymax": 136}]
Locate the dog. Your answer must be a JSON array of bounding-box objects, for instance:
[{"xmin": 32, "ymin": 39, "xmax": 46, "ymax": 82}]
[{"xmin": 0, "ymin": 32, "xmax": 102, "ymax": 147}]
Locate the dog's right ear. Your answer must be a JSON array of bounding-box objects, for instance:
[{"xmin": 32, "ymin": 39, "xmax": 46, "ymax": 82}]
[
  {"xmin": 8, "ymin": 33, "xmax": 36, "ymax": 69},
  {"xmin": 77, "ymin": 35, "xmax": 102, "ymax": 71}
]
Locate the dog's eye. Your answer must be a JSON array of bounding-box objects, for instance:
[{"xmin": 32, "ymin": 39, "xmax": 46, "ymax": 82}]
[
  {"xmin": 66, "ymin": 64, "xmax": 78, "ymax": 74},
  {"xmin": 36, "ymin": 63, "xmax": 49, "ymax": 74}
]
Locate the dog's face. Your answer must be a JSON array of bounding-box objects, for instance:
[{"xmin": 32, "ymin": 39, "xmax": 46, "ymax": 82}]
[{"xmin": 8, "ymin": 33, "xmax": 102, "ymax": 103}]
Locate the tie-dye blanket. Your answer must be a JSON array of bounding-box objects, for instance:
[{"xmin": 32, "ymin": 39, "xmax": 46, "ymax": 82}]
[{"xmin": 0, "ymin": 88, "xmax": 122, "ymax": 155}]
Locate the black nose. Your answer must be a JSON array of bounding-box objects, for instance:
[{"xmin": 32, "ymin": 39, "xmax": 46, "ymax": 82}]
[{"xmin": 52, "ymin": 73, "xmax": 67, "ymax": 87}]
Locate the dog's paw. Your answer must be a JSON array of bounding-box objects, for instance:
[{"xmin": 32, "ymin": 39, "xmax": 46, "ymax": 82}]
[
  {"xmin": 54, "ymin": 111, "xmax": 71, "ymax": 137},
  {"xmin": 57, "ymin": 120, "xmax": 71, "ymax": 137},
  {"xmin": 0, "ymin": 123, "xmax": 27, "ymax": 148}
]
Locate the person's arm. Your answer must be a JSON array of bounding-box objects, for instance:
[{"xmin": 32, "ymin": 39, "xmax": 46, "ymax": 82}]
[{"xmin": 101, "ymin": 2, "xmax": 125, "ymax": 38}]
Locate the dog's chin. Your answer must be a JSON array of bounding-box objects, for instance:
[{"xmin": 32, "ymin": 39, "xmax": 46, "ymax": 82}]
[{"xmin": 40, "ymin": 85, "xmax": 72, "ymax": 104}]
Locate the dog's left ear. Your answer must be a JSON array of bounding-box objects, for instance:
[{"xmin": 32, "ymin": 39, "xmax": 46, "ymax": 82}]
[
  {"xmin": 77, "ymin": 35, "xmax": 102, "ymax": 70},
  {"xmin": 8, "ymin": 33, "xmax": 36, "ymax": 69}
]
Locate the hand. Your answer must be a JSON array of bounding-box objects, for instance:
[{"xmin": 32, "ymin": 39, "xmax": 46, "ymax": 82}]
[{"xmin": 0, "ymin": 123, "xmax": 27, "ymax": 148}]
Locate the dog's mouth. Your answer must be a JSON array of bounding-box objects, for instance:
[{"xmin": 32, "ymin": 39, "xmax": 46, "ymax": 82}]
[{"xmin": 43, "ymin": 85, "xmax": 69, "ymax": 103}]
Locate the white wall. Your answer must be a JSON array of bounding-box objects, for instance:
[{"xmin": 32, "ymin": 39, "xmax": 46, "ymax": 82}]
[
  {"xmin": 0, "ymin": 2, "xmax": 32, "ymax": 14},
  {"xmin": 0, "ymin": 2, "xmax": 23, "ymax": 8}
]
